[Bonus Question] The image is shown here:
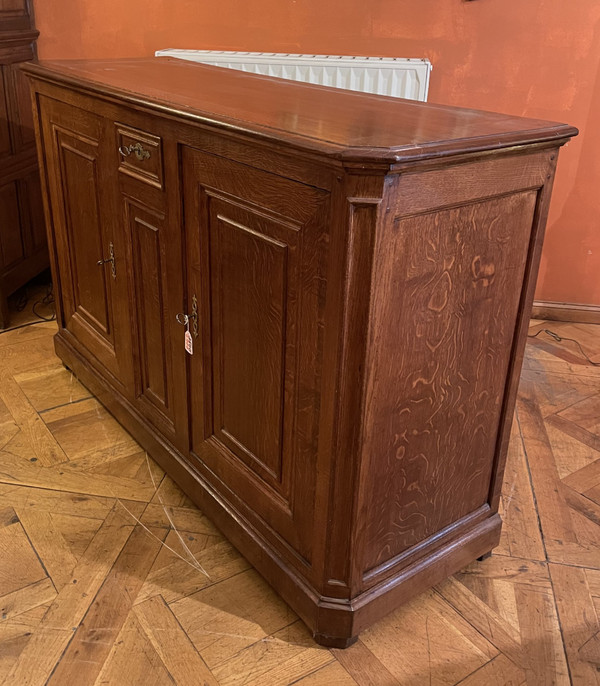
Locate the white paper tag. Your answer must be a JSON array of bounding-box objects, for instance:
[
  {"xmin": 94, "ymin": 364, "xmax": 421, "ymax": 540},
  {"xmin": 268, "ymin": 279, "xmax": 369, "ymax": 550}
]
[{"xmin": 184, "ymin": 330, "xmax": 193, "ymax": 355}]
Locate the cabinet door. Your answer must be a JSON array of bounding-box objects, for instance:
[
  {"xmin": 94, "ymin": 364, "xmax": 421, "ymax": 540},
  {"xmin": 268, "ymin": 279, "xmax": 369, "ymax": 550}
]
[
  {"xmin": 39, "ymin": 97, "xmax": 133, "ymax": 390},
  {"xmin": 182, "ymin": 147, "xmax": 331, "ymax": 566},
  {"xmin": 122, "ymin": 194, "xmax": 185, "ymax": 442}
]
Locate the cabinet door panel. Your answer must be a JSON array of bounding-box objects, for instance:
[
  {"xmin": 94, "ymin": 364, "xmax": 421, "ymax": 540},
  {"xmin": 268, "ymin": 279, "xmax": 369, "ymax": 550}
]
[
  {"xmin": 125, "ymin": 198, "xmax": 176, "ymax": 434},
  {"xmin": 40, "ymin": 97, "xmax": 133, "ymax": 389},
  {"xmin": 59, "ymin": 132, "xmax": 112, "ymax": 336},
  {"xmin": 183, "ymin": 147, "xmax": 330, "ymax": 566},
  {"xmin": 211, "ymin": 201, "xmax": 296, "ymax": 485}
]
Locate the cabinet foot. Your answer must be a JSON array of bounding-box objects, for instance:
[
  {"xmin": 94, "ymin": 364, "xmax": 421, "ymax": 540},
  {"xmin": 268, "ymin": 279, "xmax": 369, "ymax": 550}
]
[
  {"xmin": 313, "ymin": 633, "xmax": 358, "ymax": 649},
  {"xmin": 477, "ymin": 551, "xmax": 493, "ymax": 562}
]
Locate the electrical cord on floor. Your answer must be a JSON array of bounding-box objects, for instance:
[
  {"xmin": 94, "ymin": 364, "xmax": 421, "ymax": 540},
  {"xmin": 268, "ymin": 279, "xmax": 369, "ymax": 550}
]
[
  {"xmin": 528, "ymin": 328, "xmax": 600, "ymax": 366},
  {"xmin": 0, "ymin": 280, "xmax": 56, "ymax": 334},
  {"xmin": 31, "ymin": 281, "xmax": 56, "ymax": 322}
]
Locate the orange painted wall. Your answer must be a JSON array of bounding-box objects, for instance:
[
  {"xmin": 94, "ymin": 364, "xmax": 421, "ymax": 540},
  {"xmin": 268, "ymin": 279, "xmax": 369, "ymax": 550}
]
[{"xmin": 35, "ymin": 0, "xmax": 600, "ymax": 305}]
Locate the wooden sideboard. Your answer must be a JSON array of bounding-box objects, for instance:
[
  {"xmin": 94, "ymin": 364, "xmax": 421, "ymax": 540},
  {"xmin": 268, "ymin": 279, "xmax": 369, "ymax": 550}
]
[
  {"xmin": 23, "ymin": 57, "xmax": 577, "ymax": 647},
  {"xmin": 0, "ymin": 0, "xmax": 47, "ymax": 328}
]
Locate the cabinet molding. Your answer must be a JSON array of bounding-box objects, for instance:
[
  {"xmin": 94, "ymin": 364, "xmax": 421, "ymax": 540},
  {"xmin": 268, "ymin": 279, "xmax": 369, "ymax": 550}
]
[{"xmin": 24, "ymin": 57, "xmax": 577, "ymax": 647}]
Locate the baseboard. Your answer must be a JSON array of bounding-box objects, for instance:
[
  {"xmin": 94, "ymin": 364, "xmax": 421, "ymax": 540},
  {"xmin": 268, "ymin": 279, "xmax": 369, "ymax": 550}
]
[{"xmin": 531, "ymin": 300, "xmax": 600, "ymax": 324}]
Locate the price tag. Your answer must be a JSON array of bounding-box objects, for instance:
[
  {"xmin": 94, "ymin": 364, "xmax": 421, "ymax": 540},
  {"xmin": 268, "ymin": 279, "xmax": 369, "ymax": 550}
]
[{"xmin": 185, "ymin": 329, "xmax": 193, "ymax": 355}]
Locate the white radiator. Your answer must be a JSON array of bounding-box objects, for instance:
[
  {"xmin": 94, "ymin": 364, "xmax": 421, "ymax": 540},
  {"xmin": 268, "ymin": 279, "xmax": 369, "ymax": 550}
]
[{"xmin": 155, "ymin": 50, "xmax": 432, "ymax": 102}]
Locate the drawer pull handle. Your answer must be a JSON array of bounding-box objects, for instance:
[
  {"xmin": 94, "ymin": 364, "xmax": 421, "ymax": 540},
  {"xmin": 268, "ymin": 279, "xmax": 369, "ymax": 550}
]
[
  {"xmin": 119, "ymin": 143, "xmax": 151, "ymax": 161},
  {"xmin": 97, "ymin": 242, "xmax": 117, "ymax": 279}
]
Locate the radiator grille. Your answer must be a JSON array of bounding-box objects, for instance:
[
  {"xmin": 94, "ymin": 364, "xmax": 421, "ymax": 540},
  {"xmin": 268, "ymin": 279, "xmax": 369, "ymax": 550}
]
[{"xmin": 155, "ymin": 50, "xmax": 432, "ymax": 102}]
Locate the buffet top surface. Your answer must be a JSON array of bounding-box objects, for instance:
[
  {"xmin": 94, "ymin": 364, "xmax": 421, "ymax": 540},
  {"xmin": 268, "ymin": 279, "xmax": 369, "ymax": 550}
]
[{"xmin": 23, "ymin": 57, "xmax": 578, "ymax": 164}]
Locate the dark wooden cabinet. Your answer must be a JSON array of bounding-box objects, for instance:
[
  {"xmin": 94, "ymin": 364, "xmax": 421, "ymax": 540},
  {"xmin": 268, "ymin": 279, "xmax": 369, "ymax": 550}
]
[
  {"xmin": 0, "ymin": 0, "xmax": 47, "ymax": 327},
  {"xmin": 24, "ymin": 57, "xmax": 577, "ymax": 647},
  {"xmin": 183, "ymin": 146, "xmax": 331, "ymax": 566},
  {"xmin": 40, "ymin": 98, "xmax": 134, "ymax": 391}
]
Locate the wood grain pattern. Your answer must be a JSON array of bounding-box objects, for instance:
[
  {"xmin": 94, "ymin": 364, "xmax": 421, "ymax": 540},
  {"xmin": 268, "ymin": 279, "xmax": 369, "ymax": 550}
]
[
  {"xmin": 39, "ymin": 96, "xmax": 134, "ymax": 392},
  {"xmin": 22, "ymin": 58, "xmax": 576, "ymax": 646},
  {"xmin": 22, "ymin": 58, "xmax": 578, "ymax": 164},
  {"xmin": 0, "ymin": 369, "xmax": 68, "ymax": 466},
  {"xmin": 183, "ymin": 146, "xmax": 330, "ymax": 568},
  {"xmin": 127, "ymin": 201, "xmax": 173, "ymax": 426},
  {"xmin": 361, "ymin": 190, "xmax": 538, "ymax": 570},
  {"xmin": 134, "ymin": 596, "xmax": 219, "ymax": 686}
]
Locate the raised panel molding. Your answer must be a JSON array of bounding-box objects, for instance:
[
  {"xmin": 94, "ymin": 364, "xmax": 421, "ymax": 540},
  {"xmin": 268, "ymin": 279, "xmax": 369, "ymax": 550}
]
[
  {"xmin": 182, "ymin": 146, "xmax": 331, "ymax": 568},
  {"xmin": 25, "ymin": 56, "xmax": 575, "ymax": 646},
  {"xmin": 125, "ymin": 198, "xmax": 175, "ymax": 430},
  {"xmin": 39, "ymin": 97, "xmax": 133, "ymax": 390},
  {"xmin": 361, "ymin": 191, "xmax": 539, "ymax": 571},
  {"xmin": 56, "ymin": 131, "xmax": 112, "ymax": 339},
  {"xmin": 211, "ymin": 212, "xmax": 290, "ymax": 484}
]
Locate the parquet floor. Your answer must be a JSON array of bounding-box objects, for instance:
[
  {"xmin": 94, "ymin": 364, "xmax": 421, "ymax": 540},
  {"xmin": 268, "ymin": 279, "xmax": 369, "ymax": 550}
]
[{"xmin": 0, "ymin": 303, "xmax": 599, "ymax": 685}]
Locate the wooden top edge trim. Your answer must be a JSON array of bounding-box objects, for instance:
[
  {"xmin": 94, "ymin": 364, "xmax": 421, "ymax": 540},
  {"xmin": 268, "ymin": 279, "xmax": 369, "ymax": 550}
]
[{"xmin": 21, "ymin": 58, "xmax": 578, "ymax": 164}]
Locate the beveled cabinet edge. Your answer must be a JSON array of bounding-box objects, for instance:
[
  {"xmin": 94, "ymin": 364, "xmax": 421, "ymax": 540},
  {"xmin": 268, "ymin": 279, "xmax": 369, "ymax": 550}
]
[
  {"xmin": 21, "ymin": 60, "xmax": 578, "ymax": 167},
  {"xmin": 24, "ymin": 62, "xmax": 577, "ymax": 647}
]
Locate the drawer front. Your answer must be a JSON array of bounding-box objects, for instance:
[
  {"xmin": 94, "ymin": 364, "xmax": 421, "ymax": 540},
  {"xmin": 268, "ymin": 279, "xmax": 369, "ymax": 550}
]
[{"xmin": 116, "ymin": 124, "xmax": 163, "ymax": 188}]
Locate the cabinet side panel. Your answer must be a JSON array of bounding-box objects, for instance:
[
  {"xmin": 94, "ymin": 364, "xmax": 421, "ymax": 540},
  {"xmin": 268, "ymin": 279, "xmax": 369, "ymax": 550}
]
[{"xmin": 362, "ymin": 185, "xmax": 538, "ymax": 571}]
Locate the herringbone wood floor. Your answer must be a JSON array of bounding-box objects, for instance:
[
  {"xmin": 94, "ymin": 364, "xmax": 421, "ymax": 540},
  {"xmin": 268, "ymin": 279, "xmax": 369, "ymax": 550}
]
[{"xmin": 0, "ymin": 300, "xmax": 599, "ymax": 684}]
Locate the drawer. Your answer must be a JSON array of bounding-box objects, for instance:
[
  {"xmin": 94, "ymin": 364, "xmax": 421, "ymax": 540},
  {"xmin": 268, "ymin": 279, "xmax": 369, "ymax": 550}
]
[{"xmin": 116, "ymin": 124, "xmax": 163, "ymax": 189}]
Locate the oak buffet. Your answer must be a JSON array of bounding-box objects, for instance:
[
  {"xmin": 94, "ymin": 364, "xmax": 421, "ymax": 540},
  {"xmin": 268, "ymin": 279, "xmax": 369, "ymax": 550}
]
[{"xmin": 23, "ymin": 57, "xmax": 577, "ymax": 647}]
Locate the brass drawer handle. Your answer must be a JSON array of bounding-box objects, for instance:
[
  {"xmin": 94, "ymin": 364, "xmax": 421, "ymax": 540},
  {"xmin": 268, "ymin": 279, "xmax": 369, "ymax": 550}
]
[{"xmin": 118, "ymin": 143, "xmax": 151, "ymax": 161}]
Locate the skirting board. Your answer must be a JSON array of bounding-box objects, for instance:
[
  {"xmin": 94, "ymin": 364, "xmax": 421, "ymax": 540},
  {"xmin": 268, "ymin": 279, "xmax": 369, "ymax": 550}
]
[{"xmin": 532, "ymin": 300, "xmax": 600, "ymax": 325}]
